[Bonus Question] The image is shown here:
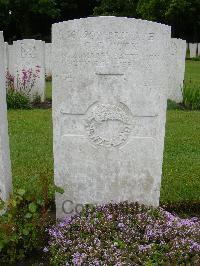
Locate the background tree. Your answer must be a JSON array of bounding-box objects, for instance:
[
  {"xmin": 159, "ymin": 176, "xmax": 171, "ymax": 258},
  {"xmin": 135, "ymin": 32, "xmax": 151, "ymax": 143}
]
[
  {"xmin": 0, "ymin": 0, "xmax": 59, "ymax": 42},
  {"xmin": 56, "ymin": 0, "xmax": 98, "ymax": 20},
  {"xmin": 0, "ymin": 0, "xmax": 199, "ymax": 42},
  {"xmin": 93, "ymin": 0, "xmax": 139, "ymax": 17},
  {"xmin": 94, "ymin": 0, "xmax": 200, "ymax": 41},
  {"xmin": 137, "ymin": 0, "xmax": 200, "ymax": 41}
]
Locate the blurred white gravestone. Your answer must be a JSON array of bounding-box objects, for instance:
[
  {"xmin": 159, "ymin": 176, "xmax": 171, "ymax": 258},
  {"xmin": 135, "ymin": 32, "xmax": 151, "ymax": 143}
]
[
  {"xmin": 13, "ymin": 39, "xmax": 45, "ymax": 101},
  {"xmin": 198, "ymin": 43, "xmax": 200, "ymax": 56},
  {"xmin": 8, "ymin": 45, "xmax": 14, "ymax": 76},
  {"xmin": 45, "ymin": 43, "xmax": 52, "ymax": 77},
  {"xmin": 0, "ymin": 32, "xmax": 12, "ymax": 204},
  {"xmin": 189, "ymin": 43, "xmax": 197, "ymax": 58},
  {"xmin": 52, "ymin": 17, "xmax": 171, "ymax": 218},
  {"xmin": 4, "ymin": 42, "xmax": 9, "ymax": 73},
  {"xmin": 168, "ymin": 38, "xmax": 186, "ymax": 103}
]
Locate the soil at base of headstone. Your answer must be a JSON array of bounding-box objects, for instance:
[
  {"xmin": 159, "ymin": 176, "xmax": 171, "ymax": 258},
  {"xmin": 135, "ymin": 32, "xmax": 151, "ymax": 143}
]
[{"xmin": 31, "ymin": 100, "xmax": 52, "ymax": 109}]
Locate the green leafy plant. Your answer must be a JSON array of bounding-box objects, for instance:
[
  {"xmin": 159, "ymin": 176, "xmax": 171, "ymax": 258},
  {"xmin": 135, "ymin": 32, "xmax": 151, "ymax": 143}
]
[
  {"xmin": 6, "ymin": 89, "xmax": 31, "ymax": 109},
  {"xmin": 182, "ymin": 83, "xmax": 200, "ymax": 110},
  {"xmin": 0, "ymin": 174, "xmax": 63, "ymax": 264},
  {"xmin": 32, "ymin": 93, "xmax": 42, "ymax": 105},
  {"xmin": 167, "ymin": 99, "xmax": 183, "ymax": 110},
  {"xmin": 186, "ymin": 57, "xmax": 200, "ymax": 61}
]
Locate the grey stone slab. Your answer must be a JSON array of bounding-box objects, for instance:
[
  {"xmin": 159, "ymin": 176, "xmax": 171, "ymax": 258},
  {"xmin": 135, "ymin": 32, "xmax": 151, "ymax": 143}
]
[
  {"xmin": 13, "ymin": 39, "xmax": 45, "ymax": 101},
  {"xmin": 45, "ymin": 43, "xmax": 52, "ymax": 77},
  {"xmin": 52, "ymin": 17, "xmax": 171, "ymax": 218},
  {"xmin": 0, "ymin": 32, "xmax": 12, "ymax": 204},
  {"xmin": 189, "ymin": 43, "xmax": 197, "ymax": 58},
  {"xmin": 168, "ymin": 38, "xmax": 186, "ymax": 103}
]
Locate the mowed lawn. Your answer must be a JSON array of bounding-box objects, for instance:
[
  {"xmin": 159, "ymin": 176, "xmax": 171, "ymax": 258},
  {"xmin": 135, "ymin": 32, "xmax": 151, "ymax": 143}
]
[
  {"xmin": 8, "ymin": 60, "xmax": 200, "ymax": 203},
  {"xmin": 185, "ymin": 60, "xmax": 200, "ymax": 85}
]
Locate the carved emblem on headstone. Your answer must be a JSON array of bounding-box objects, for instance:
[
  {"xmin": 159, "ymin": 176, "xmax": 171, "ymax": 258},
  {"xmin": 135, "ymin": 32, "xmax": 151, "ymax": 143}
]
[
  {"xmin": 21, "ymin": 43, "xmax": 36, "ymax": 58},
  {"xmin": 85, "ymin": 102, "xmax": 132, "ymax": 148}
]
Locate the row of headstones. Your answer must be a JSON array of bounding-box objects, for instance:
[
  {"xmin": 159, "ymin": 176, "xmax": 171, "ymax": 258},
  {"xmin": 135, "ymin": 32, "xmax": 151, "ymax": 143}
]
[
  {"xmin": 0, "ymin": 17, "xmax": 188, "ymax": 218},
  {"xmin": 4, "ymin": 41, "xmax": 52, "ymax": 101},
  {"xmin": 3, "ymin": 38, "xmax": 186, "ymax": 104},
  {"xmin": 188, "ymin": 43, "xmax": 200, "ymax": 58}
]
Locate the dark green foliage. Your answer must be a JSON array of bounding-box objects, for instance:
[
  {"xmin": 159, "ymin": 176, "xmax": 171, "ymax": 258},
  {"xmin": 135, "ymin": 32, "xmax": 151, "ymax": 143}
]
[
  {"xmin": 32, "ymin": 93, "xmax": 42, "ymax": 105},
  {"xmin": 94, "ymin": 0, "xmax": 139, "ymax": 17},
  {"xmin": 137, "ymin": 0, "xmax": 200, "ymax": 41},
  {"xmin": 0, "ymin": 0, "xmax": 59, "ymax": 42},
  {"xmin": 6, "ymin": 90, "xmax": 31, "ymax": 109},
  {"xmin": 182, "ymin": 83, "xmax": 200, "ymax": 110},
  {"xmin": 167, "ymin": 99, "xmax": 183, "ymax": 110},
  {"xmin": 0, "ymin": 174, "xmax": 62, "ymax": 264},
  {"xmin": 1, "ymin": 0, "xmax": 199, "ymax": 42},
  {"xmin": 187, "ymin": 57, "xmax": 200, "ymax": 61},
  {"xmin": 94, "ymin": 0, "xmax": 200, "ymax": 41}
]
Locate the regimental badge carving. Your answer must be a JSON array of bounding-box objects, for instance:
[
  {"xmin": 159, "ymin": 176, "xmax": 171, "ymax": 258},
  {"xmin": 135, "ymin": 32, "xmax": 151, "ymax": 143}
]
[
  {"xmin": 21, "ymin": 43, "xmax": 36, "ymax": 58},
  {"xmin": 171, "ymin": 42, "xmax": 178, "ymax": 55},
  {"xmin": 85, "ymin": 102, "xmax": 132, "ymax": 148}
]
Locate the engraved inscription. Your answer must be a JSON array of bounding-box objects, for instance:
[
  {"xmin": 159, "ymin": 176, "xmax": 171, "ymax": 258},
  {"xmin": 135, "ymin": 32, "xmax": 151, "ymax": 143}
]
[
  {"xmin": 21, "ymin": 44, "xmax": 36, "ymax": 58},
  {"xmin": 85, "ymin": 103, "xmax": 132, "ymax": 148}
]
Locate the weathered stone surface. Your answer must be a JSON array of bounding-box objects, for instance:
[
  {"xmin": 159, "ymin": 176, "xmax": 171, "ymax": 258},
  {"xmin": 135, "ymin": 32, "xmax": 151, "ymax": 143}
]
[
  {"xmin": 198, "ymin": 43, "xmax": 200, "ymax": 56},
  {"xmin": 8, "ymin": 45, "xmax": 14, "ymax": 76},
  {"xmin": 168, "ymin": 38, "xmax": 186, "ymax": 103},
  {"xmin": 13, "ymin": 39, "xmax": 45, "ymax": 101},
  {"xmin": 45, "ymin": 43, "xmax": 52, "ymax": 77},
  {"xmin": 189, "ymin": 43, "xmax": 197, "ymax": 58},
  {"xmin": 4, "ymin": 42, "xmax": 9, "ymax": 73},
  {"xmin": 0, "ymin": 32, "xmax": 12, "ymax": 203},
  {"xmin": 52, "ymin": 17, "xmax": 171, "ymax": 218}
]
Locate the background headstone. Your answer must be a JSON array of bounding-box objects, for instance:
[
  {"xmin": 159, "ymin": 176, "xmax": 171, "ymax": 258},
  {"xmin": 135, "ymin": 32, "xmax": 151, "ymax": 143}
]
[
  {"xmin": 0, "ymin": 32, "xmax": 12, "ymax": 204},
  {"xmin": 52, "ymin": 17, "xmax": 171, "ymax": 218},
  {"xmin": 189, "ymin": 43, "xmax": 197, "ymax": 58},
  {"xmin": 168, "ymin": 38, "xmax": 186, "ymax": 103},
  {"xmin": 4, "ymin": 42, "xmax": 9, "ymax": 73},
  {"xmin": 198, "ymin": 43, "xmax": 200, "ymax": 57},
  {"xmin": 45, "ymin": 43, "xmax": 52, "ymax": 77},
  {"xmin": 8, "ymin": 45, "xmax": 14, "ymax": 76},
  {"xmin": 13, "ymin": 39, "xmax": 45, "ymax": 101}
]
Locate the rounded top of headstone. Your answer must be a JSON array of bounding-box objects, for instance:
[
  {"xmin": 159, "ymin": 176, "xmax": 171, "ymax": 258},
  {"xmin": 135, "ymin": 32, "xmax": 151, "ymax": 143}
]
[
  {"xmin": 0, "ymin": 31, "xmax": 3, "ymax": 41},
  {"xmin": 52, "ymin": 16, "xmax": 171, "ymax": 35}
]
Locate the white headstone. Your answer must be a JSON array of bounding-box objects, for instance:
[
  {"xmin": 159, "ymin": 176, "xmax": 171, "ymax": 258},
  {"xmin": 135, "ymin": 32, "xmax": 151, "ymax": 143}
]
[
  {"xmin": 198, "ymin": 43, "xmax": 200, "ymax": 57},
  {"xmin": 13, "ymin": 39, "xmax": 45, "ymax": 101},
  {"xmin": 8, "ymin": 45, "xmax": 14, "ymax": 76},
  {"xmin": 168, "ymin": 38, "xmax": 186, "ymax": 103},
  {"xmin": 52, "ymin": 17, "xmax": 171, "ymax": 218},
  {"xmin": 45, "ymin": 43, "xmax": 52, "ymax": 77},
  {"xmin": 189, "ymin": 43, "xmax": 197, "ymax": 58},
  {"xmin": 0, "ymin": 32, "xmax": 12, "ymax": 204},
  {"xmin": 4, "ymin": 42, "xmax": 9, "ymax": 73}
]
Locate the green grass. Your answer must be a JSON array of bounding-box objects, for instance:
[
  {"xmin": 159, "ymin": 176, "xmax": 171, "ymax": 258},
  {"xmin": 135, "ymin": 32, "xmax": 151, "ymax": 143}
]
[
  {"xmin": 161, "ymin": 110, "xmax": 200, "ymax": 203},
  {"xmin": 8, "ymin": 109, "xmax": 53, "ymax": 189},
  {"xmin": 185, "ymin": 60, "xmax": 200, "ymax": 84},
  {"xmin": 45, "ymin": 80, "xmax": 52, "ymax": 100}
]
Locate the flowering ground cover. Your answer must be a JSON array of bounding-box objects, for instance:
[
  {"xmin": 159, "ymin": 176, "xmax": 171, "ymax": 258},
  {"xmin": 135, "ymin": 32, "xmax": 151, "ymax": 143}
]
[{"xmin": 45, "ymin": 202, "xmax": 200, "ymax": 265}]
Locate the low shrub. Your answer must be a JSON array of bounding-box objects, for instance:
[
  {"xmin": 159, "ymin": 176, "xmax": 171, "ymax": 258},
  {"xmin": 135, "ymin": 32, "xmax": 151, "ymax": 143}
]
[
  {"xmin": 46, "ymin": 202, "xmax": 200, "ymax": 265},
  {"xmin": 182, "ymin": 83, "xmax": 200, "ymax": 110},
  {"xmin": 6, "ymin": 90, "xmax": 31, "ymax": 109},
  {"xmin": 167, "ymin": 99, "xmax": 183, "ymax": 110},
  {"xmin": 0, "ymin": 174, "xmax": 63, "ymax": 264},
  {"xmin": 32, "ymin": 93, "xmax": 42, "ymax": 105},
  {"xmin": 186, "ymin": 57, "xmax": 200, "ymax": 61}
]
